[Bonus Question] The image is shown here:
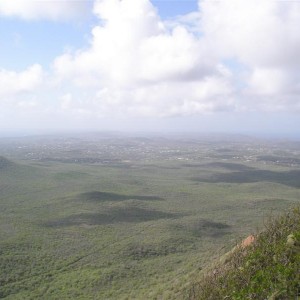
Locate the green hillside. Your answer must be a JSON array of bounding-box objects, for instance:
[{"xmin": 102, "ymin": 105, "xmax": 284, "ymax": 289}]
[
  {"xmin": 1, "ymin": 136, "xmax": 300, "ymax": 299},
  {"xmin": 187, "ymin": 207, "xmax": 300, "ymax": 300}
]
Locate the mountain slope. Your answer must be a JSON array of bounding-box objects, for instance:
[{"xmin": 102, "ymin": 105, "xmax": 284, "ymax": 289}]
[{"xmin": 186, "ymin": 207, "xmax": 300, "ymax": 299}]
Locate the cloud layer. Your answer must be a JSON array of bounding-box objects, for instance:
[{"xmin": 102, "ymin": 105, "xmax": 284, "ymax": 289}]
[
  {"xmin": 0, "ymin": 64, "xmax": 43, "ymax": 98},
  {"xmin": 0, "ymin": 0, "xmax": 90, "ymax": 20},
  {"xmin": 200, "ymin": 0, "xmax": 300, "ymax": 111},
  {"xmin": 1, "ymin": 0, "xmax": 300, "ymax": 126},
  {"xmin": 53, "ymin": 0, "xmax": 234, "ymax": 117}
]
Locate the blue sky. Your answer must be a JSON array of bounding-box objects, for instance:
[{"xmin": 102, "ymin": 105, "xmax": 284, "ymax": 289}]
[
  {"xmin": 0, "ymin": 0, "xmax": 299, "ymax": 138},
  {"xmin": 153, "ymin": 0, "xmax": 198, "ymax": 18}
]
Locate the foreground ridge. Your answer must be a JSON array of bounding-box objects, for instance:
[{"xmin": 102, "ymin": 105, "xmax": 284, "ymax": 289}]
[{"xmin": 186, "ymin": 207, "xmax": 300, "ymax": 300}]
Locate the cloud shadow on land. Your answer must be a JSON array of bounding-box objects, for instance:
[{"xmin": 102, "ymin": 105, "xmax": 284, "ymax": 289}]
[
  {"xmin": 191, "ymin": 220, "xmax": 232, "ymax": 238},
  {"xmin": 202, "ymin": 162, "xmax": 256, "ymax": 172},
  {"xmin": 0, "ymin": 156, "xmax": 14, "ymax": 169},
  {"xmin": 191, "ymin": 169, "xmax": 300, "ymax": 188},
  {"xmin": 43, "ymin": 206, "xmax": 181, "ymax": 227},
  {"xmin": 78, "ymin": 191, "xmax": 164, "ymax": 202},
  {"xmin": 184, "ymin": 162, "xmax": 256, "ymax": 172},
  {"xmin": 174, "ymin": 219, "xmax": 232, "ymax": 238}
]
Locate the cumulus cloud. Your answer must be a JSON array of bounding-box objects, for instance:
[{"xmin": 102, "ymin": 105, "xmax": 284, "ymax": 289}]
[
  {"xmin": 6, "ymin": 0, "xmax": 299, "ymax": 123},
  {"xmin": 248, "ymin": 68, "xmax": 290, "ymax": 96},
  {"xmin": 200, "ymin": 0, "xmax": 300, "ymax": 67},
  {"xmin": 0, "ymin": 64, "xmax": 43, "ymax": 99},
  {"xmin": 199, "ymin": 0, "xmax": 300, "ymax": 111},
  {"xmin": 64, "ymin": 76, "xmax": 234, "ymax": 118},
  {"xmin": 0, "ymin": 64, "xmax": 46, "ymax": 128},
  {"xmin": 53, "ymin": 0, "xmax": 300, "ymax": 117},
  {"xmin": 54, "ymin": 0, "xmax": 233, "ymax": 117},
  {"xmin": 0, "ymin": 0, "xmax": 90, "ymax": 20}
]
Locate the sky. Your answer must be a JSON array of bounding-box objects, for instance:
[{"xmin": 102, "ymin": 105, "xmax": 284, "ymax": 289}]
[{"xmin": 0, "ymin": 0, "xmax": 300, "ymax": 137}]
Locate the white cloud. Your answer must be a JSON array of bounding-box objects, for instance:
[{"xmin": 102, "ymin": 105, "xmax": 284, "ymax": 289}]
[
  {"xmin": 248, "ymin": 68, "xmax": 290, "ymax": 96},
  {"xmin": 53, "ymin": 0, "xmax": 300, "ymax": 118},
  {"xmin": 0, "ymin": 65, "xmax": 46, "ymax": 128},
  {"xmin": 17, "ymin": 99, "xmax": 38, "ymax": 109},
  {"xmin": 199, "ymin": 0, "xmax": 300, "ymax": 111},
  {"xmin": 57, "ymin": 74, "xmax": 234, "ymax": 119},
  {"xmin": 0, "ymin": 64, "xmax": 43, "ymax": 99},
  {"xmin": 60, "ymin": 93, "xmax": 73, "ymax": 110},
  {"xmin": 200, "ymin": 0, "xmax": 292, "ymax": 66},
  {"xmin": 4, "ymin": 0, "xmax": 299, "ymax": 127},
  {"xmin": 54, "ymin": 0, "xmax": 233, "ymax": 117},
  {"xmin": 0, "ymin": 0, "xmax": 90, "ymax": 20}
]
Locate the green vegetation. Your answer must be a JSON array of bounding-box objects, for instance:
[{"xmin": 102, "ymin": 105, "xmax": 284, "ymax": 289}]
[
  {"xmin": 0, "ymin": 135, "xmax": 299, "ymax": 299},
  {"xmin": 188, "ymin": 207, "xmax": 300, "ymax": 300}
]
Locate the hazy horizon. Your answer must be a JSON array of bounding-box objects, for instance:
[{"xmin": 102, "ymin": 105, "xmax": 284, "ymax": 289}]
[{"xmin": 0, "ymin": 129, "xmax": 300, "ymax": 142}]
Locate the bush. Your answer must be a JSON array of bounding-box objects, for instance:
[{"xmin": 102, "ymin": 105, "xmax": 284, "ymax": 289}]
[{"xmin": 187, "ymin": 207, "xmax": 300, "ymax": 300}]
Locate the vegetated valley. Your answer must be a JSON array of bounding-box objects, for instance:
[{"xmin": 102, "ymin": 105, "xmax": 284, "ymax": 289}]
[{"xmin": 0, "ymin": 133, "xmax": 299, "ymax": 299}]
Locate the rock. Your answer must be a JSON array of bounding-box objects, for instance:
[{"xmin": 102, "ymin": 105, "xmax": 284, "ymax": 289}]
[
  {"xmin": 286, "ymin": 234, "xmax": 296, "ymax": 247},
  {"xmin": 241, "ymin": 235, "xmax": 255, "ymax": 248}
]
